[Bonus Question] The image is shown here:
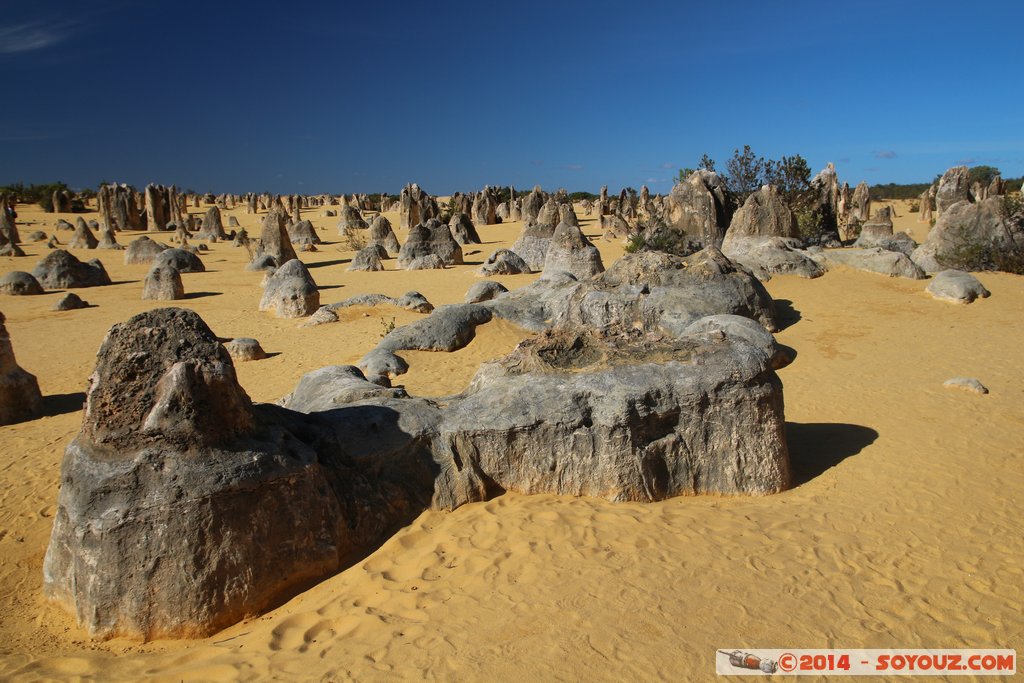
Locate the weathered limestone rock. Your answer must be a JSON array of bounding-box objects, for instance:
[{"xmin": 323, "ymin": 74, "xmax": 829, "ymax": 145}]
[
  {"xmin": 377, "ymin": 304, "xmax": 494, "ymax": 353},
  {"xmin": 471, "ymin": 187, "xmax": 498, "ymax": 226},
  {"xmin": 53, "ymin": 293, "xmax": 88, "ymax": 311},
  {"xmin": 70, "ymin": 218, "xmax": 98, "ymax": 249},
  {"xmin": 397, "ymin": 220, "xmax": 463, "ymax": 269},
  {"xmin": 509, "ymin": 221, "xmax": 555, "ymax": 271},
  {"xmin": 851, "ymin": 181, "xmax": 871, "ymax": 223},
  {"xmin": 465, "ymin": 281, "xmax": 508, "ymax": 303},
  {"xmin": 336, "ymin": 205, "xmax": 368, "ymax": 232},
  {"xmin": 224, "ymin": 338, "xmax": 267, "ymax": 362},
  {"xmin": 542, "ymin": 222, "xmax": 604, "ymax": 279},
  {"xmin": 935, "ymin": 166, "xmax": 971, "ymax": 214},
  {"xmin": 0, "ymin": 271, "xmax": 44, "ymax": 296},
  {"xmin": 0, "ymin": 312, "xmax": 43, "ymax": 425},
  {"xmin": 0, "ymin": 194, "xmax": 21, "ymax": 245},
  {"xmin": 288, "ymin": 220, "xmax": 320, "ymax": 245},
  {"xmin": 348, "ymin": 246, "xmax": 386, "ymax": 272},
  {"xmin": 853, "ymin": 206, "xmax": 894, "ymax": 247},
  {"xmin": 405, "ymin": 254, "xmax": 446, "ymax": 270},
  {"xmin": 32, "ymin": 250, "xmax": 112, "ymax": 289},
  {"xmin": 919, "ymin": 186, "xmax": 936, "ymax": 223},
  {"xmin": 910, "ymin": 197, "xmax": 1021, "ymax": 273},
  {"xmin": 721, "ymin": 236, "xmax": 825, "ymax": 281},
  {"xmin": 926, "ymin": 270, "xmax": 990, "ymax": 304},
  {"xmin": 725, "ymin": 185, "xmax": 798, "ymax": 240},
  {"xmin": 943, "ymin": 377, "xmax": 988, "ymax": 395},
  {"xmin": 661, "ymin": 170, "xmax": 729, "ymax": 247},
  {"xmin": 124, "ymin": 236, "xmax": 169, "ymax": 265},
  {"xmin": 194, "ymin": 207, "xmax": 227, "ymax": 241},
  {"xmin": 97, "ymin": 224, "xmax": 122, "ymax": 250},
  {"xmin": 145, "ymin": 184, "xmax": 168, "ymax": 232},
  {"xmin": 810, "ymin": 163, "xmax": 841, "ymax": 234},
  {"xmin": 27, "ymin": 231, "xmax": 48, "ymax": 242},
  {"xmin": 368, "ymin": 216, "xmax": 400, "ymax": 256},
  {"xmin": 521, "ymin": 186, "xmax": 545, "ymax": 224},
  {"xmin": 824, "ymin": 247, "xmax": 926, "ymax": 279},
  {"xmin": 254, "ymin": 206, "xmax": 297, "ymax": 268},
  {"xmin": 448, "ymin": 213, "xmax": 481, "ymax": 245},
  {"xmin": 478, "ymin": 249, "xmax": 531, "ymax": 276},
  {"xmin": 153, "ymin": 248, "xmax": 205, "ymax": 273},
  {"xmin": 142, "ymin": 265, "xmax": 185, "ymax": 301},
  {"xmin": 259, "ymin": 259, "xmax": 319, "ymax": 318}
]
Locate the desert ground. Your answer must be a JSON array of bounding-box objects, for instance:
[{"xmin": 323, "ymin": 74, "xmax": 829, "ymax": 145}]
[{"xmin": 0, "ymin": 199, "xmax": 1021, "ymax": 681}]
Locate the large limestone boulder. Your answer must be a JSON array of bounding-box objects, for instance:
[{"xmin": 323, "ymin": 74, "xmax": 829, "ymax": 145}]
[
  {"xmin": 0, "ymin": 271, "xmax": 44, "ymax": 296},
  {"xmin": 661, "ymin": 170, "xmax": 729, "ymax": 247},
  {"xmin": 69, "ymin": 218, "xmax": 98, "ymax": 249},
  {"xmin": 478, "ymin": 249, "xmax": 531, "ymax": 276},
  {"xmin": 448, "ymin": 213, "xmax": 481, "ymax": 245},
  {"xmin": 142, "ymin": 264, "xmax": 185, "ymax": 301},
  {"xmin": 0, "ymin": 312, "xmax": 43, "ymax": 425},
  {"xmin": 722, "ymin": 236, "xmax": 825, "ymax": 281},
  {"xmin": 336, "ymin": 205, "xmax": 368, "ymax": 232},
  {"xmin": 824, "ymin": 247, "xmax": 926, "ymax": 279},
  {"xmin": 724, "ymin": 185, "xmax": 798, "ymax": 241},
  {"xmin": 348, "ymin": 245, "xmax": 386, "ymax": 272},
  {"xmin": 397, "ymin": 219, "xmax": 463, "ymax": 269},
  {"xmin": 288, "ymin": 220, "xmax": 320, "ymax": 245},
  {"xmin": 124, "ymin": 236, "xmax": 169, "ymax": 265},
  {"xmin": 910, "ymin": 197, "xmax": 1020, "ymax": 273},
  {"xmin": 152, "ymin": 248, "xmax": 205, "ymax": 273},
  {"xmin": 194, "ymin": 207, "xmax": 228, "ymax": 241},
  {"xmin": 32, "ymin": 250, "xmax": 111, "ymax": 289},
  {"xmin": 367, "ymin": 215, "xmax": 400, "ymax": 256},
  {"xmin": 255, "ymin": 206, "xmax": 298, "ymax": 268},
  {"xmin": 854, "ymin": 206, "xmax": 894, "ymax": 247},
  {"xmin": 926, "ymin": 270, "xmax": 990, "ymax": 304},
  {"xmin": 542, "ymin": 221, "xmax": 604, "ymax": 279},
  {"xmin": 509, "ymin": 221, "xmax": 555, "ymax": 271},
  {"xmin": 259, "ymin": 258, "xmax": 320, "ymax": 317},
  {"xmin": 935, "ymin": 166, "xmax": 971, "ymax": 214}
]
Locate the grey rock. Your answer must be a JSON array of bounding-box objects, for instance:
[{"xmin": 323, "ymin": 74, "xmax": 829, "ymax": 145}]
[
  {"xmin": 142, "ymin": 265, "xmax": 185, "ymax": 301},
  {"xmin": 27, "ymin": 231, "xmax": 48, "ymax": 242},
  {"xmin": 246, "ymin": 254, "xmax": 279, "ymax": 271},
  {"xmin": 259, "ymin": 258, "xmax": 319, "ymax": 318},
  {"xmin": 542, "ymin": 222, "xmax": 604, "ymax": 279},
  {"xmin": 195, "ymin": 207, "xmax": 228, "ymax": 241},
  {"xmin": 448, "ymin": 212, "xmax": 481, "ymax": 245},
  {"xmin": 153, "ymin": 248, "xmax": 205, "ymax": 273},
  {"xmin": 224, "ymin": 337, "xmax": 267, "ymax": 362},
  {"xmin": 32, "ymin": 250, "xmax": 112, "ymax": 289},
  {"xmin": 725, "ymin": 185, "xmax": 798, "ymax": 240},
  {"xmin": 357, "ymin": 348, "xmax": 411, "ymax": 380},
  {"xmin": 124, "ymin": 236, "xmax": 169, "ymax": 265},
  {"xmin": 0, "ymin": 311, "xmax": 43, "ymax": 425},
  {"xmin": 328, "ymin": 292, "xmax": 433, "ymax": 315},
  {"xmin": 824, "ymin": 247, "xmax": 926, "ymax": 279},
  {"xmin": 336, "ymin": 205, "xmax": 368, "ymax": 232},
  {"xmin": 377, "ymin": 304, "xmax": 493, "ymax": 352},
  {"xmin": 910, "ymin": 197, "xmax": 1020, "ymax": 273},
  {"xmin": 367, "ymin": 215, "xmax": 400, "ymax": 256},
  {"xmin": 52, "ymin": 293, "xmax": 88, "ymax": 311},
  {"xmin": 661, "ymin": 170, "xmax": 728, "ymax": 247},
  {"xmin": 935, "ymin": 166, "xmax": 971, "ymax": 214},
  {"xmin": 853, "ymin": 206, "xmax": 894, "ymax": 247},
  {"xmin": 874, "ymin": 232, "xmax": 917, "ymax": 257},
  {"xmin": 254, "ymin": 206, "xmax": 297, "ymax": 268},
  {"xmin": 465, "ymin": 281, "xmax": 509, "ymax": 304},
  {"xmin": 0, "ymin": 271, "xmax": 44, "ymax": 296},
  {"xmin": 280, "ymin": 365, "xmax": 408, "ymax": 412},
  {"xmin": 509, "ymin": 221, "xmax": 555, "ymax": 271},
  {"xmin": 722, "ymin": 236, "xmax": 826, "ymax": 281},
  {"xmin": 926, "ymin": 270, "xmax": 990, "ymax": 304},
  {"xmin": 942, "ymin": 377, "xmax": 988, "ymax": 395},
  {"xmin": 97, "ymin": 224, "xmax": 122, "ymax": 250},
  {"xmin": 69, "ymin": 218, "xmax": 98, "ymax": 249},
  {"xmin": 478, "ymin": 248, "xmax": 531, "ymax": 276},
  {"xmin": 347, "ymin": 246, "xmax": 386, "ymax": 272},
  {"xmin": 397, "ymin": 220, "xmax": 463, "ymax": 268},
  {"xmin": 404, "ymin": 254, "xmax": 447, "ymax": 270},
  {"xmin": 288, "ymin": 220, "xmax": 320, "ymax": 245}
]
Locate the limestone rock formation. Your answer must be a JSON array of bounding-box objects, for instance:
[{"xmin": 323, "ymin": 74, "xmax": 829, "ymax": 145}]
[
  {"xmin": 124, "ymin": 236, "xmax": 169, "ymax": 265},
  {"xmin": 348, "ymin": 246, "xmax": 386, "ymax": 272},
  {"xmin": 943, "ymin": 377, "xmax": 988, "ymax": 395},
  {"xmin": 142, "ymin": 264, "xmax": 185, "ymax": 301},
  {"xmin": 824, "ymin": 247, "xmax": 926, "ymax": 279},
  {"xmin": 0, "ymin": 312, "xmax": 43, "ymax": 425},
  {"xmin": 661, "ymin": 170, "xmax": 729, "ymax": 247},
  {"xmin": 259, "ymin": 258, "xmax": 319, "ymax": 318},
  {"xmin": 721, "ymin": 236, "xmax": 825, "ymax": 281},
  {"xmin": 926, "ymin": 270, "xmax": 990, "ymax": 304},
  {"xmin": 854, "ymin": 207, "xmax": 894, "ymax": 247},
  {"xmin": 509, "ymin": 221, "xmax": 555, "ymax": 271},
  {"xmin": 851, "ymin": 181, "xmax": 871, "ymax": 223},
  {"xmin": 404, "ymin": 254, "xmax": 447, "ymax": 270},
  {"xmin": 935, "ymin": 166, "xmax": 971, "ymax": 214},
  {"xmin": 288, "ymin": 220, "xmax": 320, "ymax": 245},
  {"xmin": 195, "ymin": 207, "xmax": 228, "ymax": 241},
  {"xmin": 397, "ymin": 220, "xmax": 463, "ymax": 269},
  {"xmin": 368, "ymin": 216, "xmax": 400, "ymax": 256},
  {"xmin": 465, "ymin": 281, "xmax": 508, "ymax": 303},
  {"xmin": 69, "ymin": 218, "xmax": 98, "ymax": 249},
  {"xmin": 471, "ymin": 187, "xmax": 498, "ymax": 226},
  {"xmin": 97, "ymin": 224, "xmax": 122, "ymax": 250},
  {"xmin": 224, "ymin": 338, "xmax": 267, "ymax": 362},
  {"xmin": 478, "ymin": 249, "xmax": 531, "ymax": 276},
  {"xmin": 0, "ymin": 271, "xmax": 44, "ymax": 296},
  {"xmin": 254, "ymin": 206, "xmax": 298, "ymax": 268},
  {"xmin": 32, "ymin": 250, "xmax": 112, "ymax": 289},
  {"xmin": 910, "ymin": 197, "xmax": 1020, "ymax": 273},
  {"xmin": 53, "ymin": 293, "xmax": 88, "ymax": 311},
  {"xmin": 542, "ymin": 222, "xmax": 604, "ymax": 279},
  {"xmin": 448, "ymin": 213, "xmax": 481, "ymax": 245},
  {"xmin": 153, "ymin": 248, "xmax": 205, "ymax": 273},
  {"xmin": 725, "ymin": 185, "xmax": 798, "ymax": 240},
  {"xmin": 336, "ymin": 205, "xmax": 368, "ymax": 232}
]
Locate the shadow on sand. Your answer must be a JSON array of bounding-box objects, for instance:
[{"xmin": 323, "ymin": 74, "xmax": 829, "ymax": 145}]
[
  {"xmin": 773, "ymin": 298, "xmax": 801, "ymax": 331},
  {"xmin": 40, "ymin": 392, "xmax": 87, "ymax": 419},
  {"xmin": 786, "ymin": 422, "xmax": 878, "ymax": 486}
]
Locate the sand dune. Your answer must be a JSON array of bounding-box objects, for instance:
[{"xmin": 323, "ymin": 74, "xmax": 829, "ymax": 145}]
[{"xmin": 0, "ymin": 200, "xmax": 1021, "ymax": 681}]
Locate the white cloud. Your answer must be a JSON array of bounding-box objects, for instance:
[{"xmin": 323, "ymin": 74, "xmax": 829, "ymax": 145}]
[{"xmin": 0, "ymin": 21, "xmax": 76, "ymax": 54}]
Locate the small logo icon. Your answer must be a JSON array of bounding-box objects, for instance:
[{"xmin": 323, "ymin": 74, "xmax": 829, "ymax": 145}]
[{"xmin": 720, "ymin": 650, "xmax": 778, "ymax": 674}]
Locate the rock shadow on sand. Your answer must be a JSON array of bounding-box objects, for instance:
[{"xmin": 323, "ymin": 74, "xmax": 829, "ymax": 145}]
[
  {"xmin": 40, "ymin": 392, "xmax": 87, "ymax": 418},
  {"xmin": 786, "ymin": 422, "xmax": 878, "ymax": 486},
  {"xmin": 773, "ymin": 298, "xmax": 801, "ymax": 330}
]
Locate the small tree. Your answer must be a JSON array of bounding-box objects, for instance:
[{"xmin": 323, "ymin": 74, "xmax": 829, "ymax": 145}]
[
  {"xmin": 698, "ymin": 153, "xmax": 716, "ymax": 173},
  {"xmin": 764, "ymin": 154, "xmax": 811, "ymax": 201},
  {"xmin": 724, "ymin": 145, "xmax": 765, "ymax": 202}
]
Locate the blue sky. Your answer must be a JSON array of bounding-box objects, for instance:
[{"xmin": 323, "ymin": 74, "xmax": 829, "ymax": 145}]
[{"xmin": 1, "ymin": 0, "xmax": 1022, "ymax": 195}]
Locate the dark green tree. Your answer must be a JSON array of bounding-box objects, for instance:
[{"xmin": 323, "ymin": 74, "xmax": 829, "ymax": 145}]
[{"xmin": 724, "ymin": 145, "xmax": 765, "ymax": 201}]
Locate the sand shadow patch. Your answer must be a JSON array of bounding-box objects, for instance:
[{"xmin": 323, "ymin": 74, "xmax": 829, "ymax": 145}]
[
  {"xmin": 40, "ymin": 392, "xmax": 87, "ymax": 418},
  {"xmin": 306, "ymin": 259, "xmax": 349, "ymax": 269},
  {"xmin": 182, "ymin": 291, "xmax": 222, "ymax": 299},
  {"xmin": 774, "ymin": 298, "xmax": 801, "ymax": 330},
  {"xmin": 786, "ymin": 422, "xmax": 878, "ymax": 486}
]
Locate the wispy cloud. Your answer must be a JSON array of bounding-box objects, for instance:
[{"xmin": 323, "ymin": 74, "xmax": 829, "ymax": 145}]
[
  {"xmin": 838, "ymin": 157, "xmax": 851, "ymax": 163},
  {"xmin": 563, "ymin": 163, "xmax": 584, "ymax": 171},
  {"xmin": 660, "ymin": 162, "xmax": 676, "ymax": 169},
  {"xmin": 0, "ymin": 20, "xmax": 79, "ymax": 54},
  {"xmin": 955, "ymin": 157, "xmax": 976, "ymax": 165},
  {"xmin": 873, "ymin": 150, "xmax": 898, "ymax": 160},
  {"xmin": 530, "ymin": 159, "xmax": 545, "ymax": 167}
]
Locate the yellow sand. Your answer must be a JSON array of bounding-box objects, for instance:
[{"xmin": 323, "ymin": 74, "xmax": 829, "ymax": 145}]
[{"xmin": 0, "ymin": 200, "xmax": 1021, "ymax": 681}]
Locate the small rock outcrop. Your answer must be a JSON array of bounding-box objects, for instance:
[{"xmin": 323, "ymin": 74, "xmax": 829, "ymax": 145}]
[
  {"xmin": 69, "ymin": 218, "xmax": 98, "ymax": 249},
  {"xmin": 465, "ymin": 281, "xmax": 508, "ymax": 303},
  {"xmin": 824, "ymin": 248, "xmax": 926, "ymax": 279},
  {"xmin": 224, "ymin": 338, "xmax": 267, "ymax": 362},
  {"xmin": 367, "ymin": 216, "xmax": 400, "ymax": 256},
  {"xmin": 254, "ymin": 207, "xmax": 297, "ymax": 268},
  {"xmin": 153, "ymin": 248, "xmax": 205, "ymax": 273},
  {"xmin": 195, "ymin": 207, "xmax": 228, "ymax": 241},
  {"xmin": 854, "ymin": 207, "xmax": 894, "ymax": 247},
  {"xmin": 348, "ymin": 246, "xmax": 386, "ymax": 272},
  {"xmin": 722, "ymin": 236, "xmax": 825, "ymax": 281},
  {"xmin": 0, "ymin": 271, "xmax": 44, "ymax": 296},
  {"xmin": 926, "ymin": 270, "xmax": 990, "ymax": 304},
  {"xmin": 509, "ymin": 221, "xmax": 555, "ymax": 271},
  {"xmin": 288, "ymin": 220, "xmax": 320, "ymax": 246},
  {"xmin": 32, "ymin": 250, "xmax": 112, "ymax": 289},
  {"xmin": 448, "ymin": 213, "xmax": 481, "ymax": 245},
  {"xmin": 725, "ymin": 185, "xmax": 798, "ymax": 240},
  {"xmin": 542, "ymin": 222, "xmax": 604, "ymax": 279},
  {"xmin": 478, "ymin": 249, "xmax": 531, "ymax": 276},
  {"xmin": 935, "ymin": 166, "xmax": 971, "ymax": 214},
  {"xmin": 942, "ymin": 377, "xmax": 988, "ymax": 395},
  {"xmin": 0, "ymin": 312, "xmax": 43, "ymax": 425},
  {"xmin": 124, "ymin": 236, "xmax": 169, "ymax": 265},
  {"xmin": 142, "ymin": 265, "xmax": 185, "ymax": 301},
  {"xmin": 52, "ymin": 293, "xmax": 88, "ymax": 311},
  {"xmin": 259, "ymin": 259, "xmax": 319, "ymax": 318},
  {"xmin": 910, "ymin": 197, "xmax": 1020, "ymax": 273}
]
